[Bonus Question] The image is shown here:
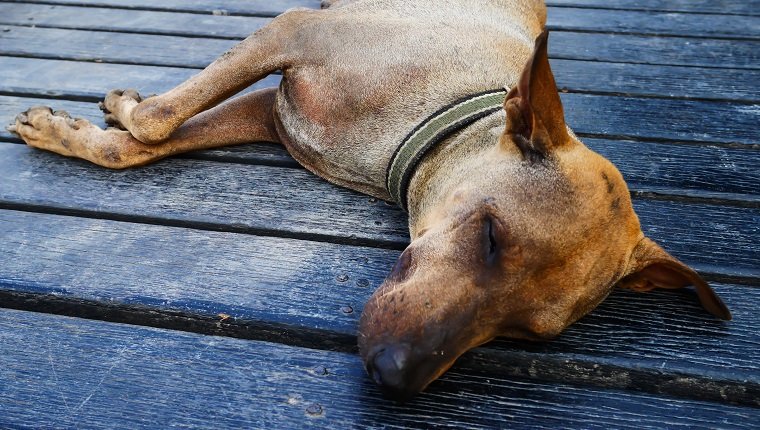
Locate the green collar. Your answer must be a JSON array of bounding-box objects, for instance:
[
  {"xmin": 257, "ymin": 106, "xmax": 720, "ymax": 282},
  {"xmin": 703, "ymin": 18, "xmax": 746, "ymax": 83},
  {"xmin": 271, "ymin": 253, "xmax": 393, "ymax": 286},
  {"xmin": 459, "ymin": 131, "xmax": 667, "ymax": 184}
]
[{"xmin": 385, "ymin": 88, "xmax": 508, "ymax": 212}]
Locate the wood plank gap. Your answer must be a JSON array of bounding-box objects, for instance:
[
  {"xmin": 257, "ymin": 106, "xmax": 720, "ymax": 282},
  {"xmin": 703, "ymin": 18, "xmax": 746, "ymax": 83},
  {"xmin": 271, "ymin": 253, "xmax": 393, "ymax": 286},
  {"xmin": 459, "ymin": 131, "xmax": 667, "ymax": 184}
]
[
  {"xmin": 0, "ymin": 22, "xmax": 244, "ymax": 41},
  {"xmin": 549, "ymin": 53, "xmax": 760, "ymax": 72},
  {"xmin": 546, "ymin": 27, "xmax": 760, "ymax": 42},
  {"xmin": 181, "ymin": 150, "xmax": 302, "ymax": 169},
  {"xmin": 545, "ymin": 3, "xmax": 760, "ymax": 17},
  {"xmin": 0, "ymin": 288, "xmax": 357, "ymax": 352},
  {"xmin": 0, "ymin": 44, "xmax": 206, "ymax": 70},
  {"xmin": 562, "ymin": 89, "xmax": 760, "ymax": 106},
  {"xmin": 574, "ymin": 132, "xmax": 760, "ymax": 150},
  {"xmin": 0, "ymin": 201, "xmax": 410, "ymax": 250},
  {"xmin": 629, "ymin": 190, "xmax": 760, "ymax": 209}
]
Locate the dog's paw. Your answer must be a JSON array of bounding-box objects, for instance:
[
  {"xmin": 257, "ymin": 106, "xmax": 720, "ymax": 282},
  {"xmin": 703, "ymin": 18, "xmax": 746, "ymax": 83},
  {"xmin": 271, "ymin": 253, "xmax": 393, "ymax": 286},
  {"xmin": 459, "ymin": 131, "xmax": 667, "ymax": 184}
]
[
  {"xmin": 12, "ymin": 106, "xmax": 95, "ymax": 156},
  {"xmin": 100, "ymin": 88, "xmax": 143, "ymax": 130}
]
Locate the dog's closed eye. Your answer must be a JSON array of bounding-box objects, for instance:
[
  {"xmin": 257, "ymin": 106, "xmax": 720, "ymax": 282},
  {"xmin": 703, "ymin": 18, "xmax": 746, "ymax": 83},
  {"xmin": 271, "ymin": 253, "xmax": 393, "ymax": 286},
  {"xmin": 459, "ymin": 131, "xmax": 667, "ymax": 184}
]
[
  {"xmin": 483, "ymin": 216, "xmax": 500, "ymax": 265},
  {"xmin": 388, "ymin": 248, "xmax": 414, "ymax": 283}
]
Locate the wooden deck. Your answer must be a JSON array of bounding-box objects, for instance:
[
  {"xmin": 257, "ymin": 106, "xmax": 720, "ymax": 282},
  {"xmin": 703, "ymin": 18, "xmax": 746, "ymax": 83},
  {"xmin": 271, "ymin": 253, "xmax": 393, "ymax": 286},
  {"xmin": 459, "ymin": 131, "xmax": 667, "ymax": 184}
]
[{"xmin": 0, "ymin": 0, "xmax": 758, "ymax": 427}]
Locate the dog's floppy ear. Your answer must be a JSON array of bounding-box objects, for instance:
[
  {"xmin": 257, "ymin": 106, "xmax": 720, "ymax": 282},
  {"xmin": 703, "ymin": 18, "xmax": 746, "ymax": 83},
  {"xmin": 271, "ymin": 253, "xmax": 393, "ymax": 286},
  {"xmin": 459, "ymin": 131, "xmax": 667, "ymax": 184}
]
[
  {"xmin": 618, "ymin": 237, "xmax": 732, "ymax": 320},
  {"xmin": 503, "ymin": 29, "xmax": 571, "ymax": 161}
]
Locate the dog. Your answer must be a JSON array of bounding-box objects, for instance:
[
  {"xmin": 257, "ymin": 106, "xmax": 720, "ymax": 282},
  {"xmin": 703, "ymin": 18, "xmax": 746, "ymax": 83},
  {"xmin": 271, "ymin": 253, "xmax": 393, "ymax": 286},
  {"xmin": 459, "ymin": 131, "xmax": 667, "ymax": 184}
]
[{"xmin": 8, "ymin": 0, "xmax": 731, "ymax": 401}]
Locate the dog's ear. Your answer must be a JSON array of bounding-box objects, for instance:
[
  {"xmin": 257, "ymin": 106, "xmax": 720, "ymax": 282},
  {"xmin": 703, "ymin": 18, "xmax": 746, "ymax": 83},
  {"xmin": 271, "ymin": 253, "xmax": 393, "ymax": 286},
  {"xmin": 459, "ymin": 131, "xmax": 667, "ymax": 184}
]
[
  {"xmin": 618, "ymin": 237, "xmax": 732, "ymax": 320},
  {"xmin": 503, "ymin": 30, "xmax": 570, "ymax": 161}
]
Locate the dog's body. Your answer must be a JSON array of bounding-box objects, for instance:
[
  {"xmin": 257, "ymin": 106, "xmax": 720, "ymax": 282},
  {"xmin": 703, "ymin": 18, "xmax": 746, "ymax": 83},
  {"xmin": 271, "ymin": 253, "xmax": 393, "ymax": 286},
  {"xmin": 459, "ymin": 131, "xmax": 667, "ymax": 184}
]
[
  {"xmin": 274, "ymin": 0, "xmax": 543, "ymax": 202},
  {"xmin": 10, "ymin": 0, "xmax": 730, "ymax": 400}
]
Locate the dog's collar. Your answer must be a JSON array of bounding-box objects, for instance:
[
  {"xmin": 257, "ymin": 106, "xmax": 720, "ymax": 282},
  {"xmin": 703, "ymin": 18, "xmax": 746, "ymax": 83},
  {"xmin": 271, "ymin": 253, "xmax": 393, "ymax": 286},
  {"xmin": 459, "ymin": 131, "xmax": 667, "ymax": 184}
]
[{"xmin": 386, "ymin": 88, "xmax": 508, "ymax": 211}]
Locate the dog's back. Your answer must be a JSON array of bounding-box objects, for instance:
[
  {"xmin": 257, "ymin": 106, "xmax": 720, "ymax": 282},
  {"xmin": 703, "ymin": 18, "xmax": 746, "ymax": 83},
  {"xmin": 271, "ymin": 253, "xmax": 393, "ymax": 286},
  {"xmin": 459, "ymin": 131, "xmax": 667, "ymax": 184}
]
[{"xmin": 274, "ymin": 0, "xmax": 546, "ymax": 198}]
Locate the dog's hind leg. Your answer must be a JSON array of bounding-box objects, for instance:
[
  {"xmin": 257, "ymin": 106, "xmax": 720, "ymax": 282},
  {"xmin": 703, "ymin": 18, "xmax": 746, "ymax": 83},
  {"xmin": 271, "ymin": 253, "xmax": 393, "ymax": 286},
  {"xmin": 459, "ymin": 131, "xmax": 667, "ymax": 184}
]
[
  {"xmin": 9, "ymin": 88, "xmax": 279, "ymax": 169},
  {"xmin": 99, "ymin": 9, "xmax": 312, "ymax": 145}
]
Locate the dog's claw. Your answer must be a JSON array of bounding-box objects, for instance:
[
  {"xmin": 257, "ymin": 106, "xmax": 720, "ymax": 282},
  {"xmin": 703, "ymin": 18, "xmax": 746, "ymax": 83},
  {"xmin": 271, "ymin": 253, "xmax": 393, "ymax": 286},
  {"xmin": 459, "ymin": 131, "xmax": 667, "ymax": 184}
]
[
  {"xmin": 6, "ymin": 123, "xmax": 17, "ymax": 134},
  {"xmin": 98, "ymin": 101, "xmax": 109, "ymax": 113},
  {"xmin": 16, "ymin": 112, "xmax": 28, "ymax": 125}
]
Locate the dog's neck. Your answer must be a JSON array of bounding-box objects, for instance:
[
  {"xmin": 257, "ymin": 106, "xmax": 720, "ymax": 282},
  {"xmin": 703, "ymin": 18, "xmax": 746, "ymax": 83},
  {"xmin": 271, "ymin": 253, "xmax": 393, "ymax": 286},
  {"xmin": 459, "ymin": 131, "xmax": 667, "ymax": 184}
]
[{"xmin": 405, "ymin": 110, "xmax": 506, "ymax": 235}]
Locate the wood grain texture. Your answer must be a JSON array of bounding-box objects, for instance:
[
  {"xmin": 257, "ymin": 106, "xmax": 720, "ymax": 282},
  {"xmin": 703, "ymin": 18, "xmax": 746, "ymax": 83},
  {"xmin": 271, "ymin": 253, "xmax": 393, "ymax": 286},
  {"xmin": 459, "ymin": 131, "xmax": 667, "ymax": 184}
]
[
  {"xmin": 547, "ymin": 0, "xmax": 760, "ymax": 16},
  {"xmin": 0, "ymin": 3, "xmax": 272, "ymax": 38},
  {"xmin": 2, "ymin": 309, "xmax": 757, "ymax": 429},
  {"xmin": 0, "ymin": 143, "xmax": 757, "ymax": 279},
  {"xmin": 1, "ymin": 22, "xmax": 757, "ymax": 70},
  {"xmin": 2, "ymin": 55, "xmax": 758, "ymax": 104},
  {"xmin": 2, "ymin": 3, "xmax": 758, "ymax": 40},
  {"xmin": 585, "ymin": 138, "xmax": 760, "ymax": 201},
  {"xmin": 549, "ymin": 31, "xmax": 760, "ymax": 70},
  {"xmin": 546, "ymin": 7, "xmax": 760, "ymax": 40},
  {"xmin": 561, "ymin": 94, "xmax": 760, "ymax": 146},
  {"xmin": 0, "ymin": 0, "xmax": 322, "ymax": 17}
]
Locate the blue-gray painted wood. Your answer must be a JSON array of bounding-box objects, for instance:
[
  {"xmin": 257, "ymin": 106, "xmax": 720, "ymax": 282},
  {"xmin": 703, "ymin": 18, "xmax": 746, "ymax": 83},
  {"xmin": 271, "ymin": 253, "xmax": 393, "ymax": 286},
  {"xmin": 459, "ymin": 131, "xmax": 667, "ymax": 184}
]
[
  {"xmin": 0, "ymin": 0, "xmax": 322, "ymax": 17},
  {"xmin": 547, "ymin": 0, "xmax": 760, "ymax": 16},
  {"xmin": 549, "ymin": 31, "xmax": 760, "ymax": 70},
  {"xmin": 2, "ymin": 3, "xmax": 757, "ymax": 40},
  {"xmin": 1, "ymin": 308, "xmax": 758, "ymax": 429},
  {"xmin": 0, "ymin": 23, "xmax": 757, "ymax": 70},
  {"xmin": 0, "ymin": 0, "xmax": 758, "ymax": 423},
  {"xmin": 0, "ymin": 3, "xmax": 273, "ymax": 39},
  {"xmin": 0, "ymin": 143, "xmax": 757, "ymax": 279},
  {"xmin": 546, "ymin": 7, "xmax": 760, "ymax": 40}
]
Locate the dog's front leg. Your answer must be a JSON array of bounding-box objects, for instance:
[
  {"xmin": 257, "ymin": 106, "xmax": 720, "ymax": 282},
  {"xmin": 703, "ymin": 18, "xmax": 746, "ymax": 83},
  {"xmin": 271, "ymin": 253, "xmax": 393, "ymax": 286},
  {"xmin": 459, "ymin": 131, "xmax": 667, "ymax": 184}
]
[
  {"xmin": 10, "ymin": 88, "xmax": 280, "ymax": 169},
  {"xmin": 99, "ymin": 8, "xmax": 315, "ymax": 145}
]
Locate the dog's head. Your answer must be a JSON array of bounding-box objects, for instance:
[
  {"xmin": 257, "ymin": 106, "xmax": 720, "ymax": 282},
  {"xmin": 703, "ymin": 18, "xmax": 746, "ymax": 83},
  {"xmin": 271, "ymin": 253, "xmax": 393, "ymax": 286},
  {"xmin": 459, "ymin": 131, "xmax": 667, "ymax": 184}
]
[{"xmin": 358, "ymin": 30, "xmax": 731, "ymax": 400}]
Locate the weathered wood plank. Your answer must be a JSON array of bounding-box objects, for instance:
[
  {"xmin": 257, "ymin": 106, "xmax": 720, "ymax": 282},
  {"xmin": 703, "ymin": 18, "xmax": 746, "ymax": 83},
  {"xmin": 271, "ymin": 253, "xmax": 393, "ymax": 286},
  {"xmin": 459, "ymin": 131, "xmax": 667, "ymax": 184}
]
[
  {"xmin": 0, "ymin": 25, "xmax": 233, "ymax": 68},
  {"xmin": 561, "ymin": 94, "xmax": 759, "ymax": 146},
  {"xmin": 584, "ymin": 138, "xmax": 760, "ymax": 201},
  {"xmin": 2, "ymin": 3, "xmax": 757, "ymax": 41},
  {"xmin": 0, "ymin": 0, "xmax": 322, "ymax": 17},
  {"xmin": 1, "ymin": 24, "xmax": 757, "ymax": 70},
  {"xmin": 0, "ymin": 58, "xmax": 281, "ymax": 101},
  {"xmin": 0, "ymin": 143, "xmax": 756, "ymax": 279},
  {"xmin": 0, "ymin": 3, "xmax": 271, "ymax": 38},
  {"xmin": 549, "ymin": 32, "xmax": 759, "ymax": 70},
  {"xmin": 2, "ymin": 55, "xmax": 758, "ymax": 104},
  {"xmin": 546, "ymin": 7, "xmax": 760, "ymax": 40},
  {"xmin": 547, "ymin": 0, "xmax": 760, "ymax": 16},
  {"xmin": 0, "ymin": 142, "xmax": 411, "ymax": 246},
  {"xmin": 2, "ymin": 309, "xmax": 756, "ymax": 429},
  {"xmin": 551, "ymin": 59, "xmax": 760, "ymax": 102},
  {"xmin": 0, "ymin": 209, "xmax": 385, "ymax": 339}
]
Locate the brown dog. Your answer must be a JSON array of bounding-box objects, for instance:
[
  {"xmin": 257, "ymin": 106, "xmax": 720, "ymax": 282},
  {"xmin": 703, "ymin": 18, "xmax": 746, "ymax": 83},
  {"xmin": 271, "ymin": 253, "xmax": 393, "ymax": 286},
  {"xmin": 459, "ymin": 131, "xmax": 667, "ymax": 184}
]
[{"xmin": 8, "ymin": 0, "xmax": 730, "ymax": 400}]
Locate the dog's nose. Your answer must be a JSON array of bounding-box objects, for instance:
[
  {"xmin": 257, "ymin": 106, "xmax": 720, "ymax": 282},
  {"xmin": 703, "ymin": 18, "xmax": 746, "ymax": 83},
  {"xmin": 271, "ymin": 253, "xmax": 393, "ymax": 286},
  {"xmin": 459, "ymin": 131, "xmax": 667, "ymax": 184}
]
[{"xmin": 366, "ymin": 343, "xmax": 413, "ymax": 399}]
